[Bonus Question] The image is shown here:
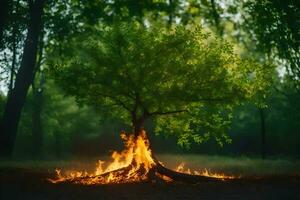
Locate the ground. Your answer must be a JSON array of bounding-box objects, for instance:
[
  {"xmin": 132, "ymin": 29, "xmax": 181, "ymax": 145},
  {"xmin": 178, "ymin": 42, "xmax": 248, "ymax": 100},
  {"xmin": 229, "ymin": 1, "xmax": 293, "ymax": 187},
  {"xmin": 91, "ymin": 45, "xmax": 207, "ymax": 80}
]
[{"xmin": 1, "ymin": 155, "xmax": 300, "ymax": 200}]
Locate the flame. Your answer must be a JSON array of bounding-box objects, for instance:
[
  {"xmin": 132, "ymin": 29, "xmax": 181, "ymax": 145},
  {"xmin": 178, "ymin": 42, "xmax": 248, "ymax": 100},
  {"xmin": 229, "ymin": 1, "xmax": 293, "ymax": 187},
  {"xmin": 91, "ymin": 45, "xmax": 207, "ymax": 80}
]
[
  {"xmin": 49, "ymin": 130, "xmax": 237, "ymax": 185},
  {"xmin": 49, "ymin": 130, "xmax": 155, "ymax": 185},
  {"xmin": 175, "ymin": 162, "xmax": 237, "ymax": 180}
]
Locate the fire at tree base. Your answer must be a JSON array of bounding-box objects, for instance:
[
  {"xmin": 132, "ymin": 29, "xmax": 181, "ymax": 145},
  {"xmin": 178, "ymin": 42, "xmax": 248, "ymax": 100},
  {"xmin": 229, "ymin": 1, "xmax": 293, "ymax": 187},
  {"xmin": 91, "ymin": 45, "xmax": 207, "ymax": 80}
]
[{"xmin": 48, "ymin": 131, "xmax": 237, "ymax": 185}]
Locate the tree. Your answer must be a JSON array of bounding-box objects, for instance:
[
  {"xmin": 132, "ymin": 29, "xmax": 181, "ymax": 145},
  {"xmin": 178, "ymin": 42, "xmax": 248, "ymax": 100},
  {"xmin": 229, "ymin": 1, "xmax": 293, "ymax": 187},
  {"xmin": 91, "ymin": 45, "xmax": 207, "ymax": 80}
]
[
  {"xmin": 220, "ymin": 0, "xmax": 300, "ymax": 158},
  {"xmin": 31, "ymin": 70, "xmax": 45, "ymax": 158},
  {"xmin": 0, "ymin": 0, "xmax": 90, "ymax": 158},
  {"xmin": 48, "ymin": 22, "xmax": 273, "ymax": 182},
  {"xmin": 1, "ymin": 0, "xmax": 167, "ymax": 158},
  {"xmin": 50, "ymin": 22, "xmax": 272, "ymax": 147},
  {"xmin": 240, "ymin": 0, "xmax": 300, "ymax": 91},
  {"xmin": 0, "ymin": 0, "xmax": 45, "ymax": 158},
  {"xmin": 0, "ymin": 0, "xmax": 28, "ymax": 96}
]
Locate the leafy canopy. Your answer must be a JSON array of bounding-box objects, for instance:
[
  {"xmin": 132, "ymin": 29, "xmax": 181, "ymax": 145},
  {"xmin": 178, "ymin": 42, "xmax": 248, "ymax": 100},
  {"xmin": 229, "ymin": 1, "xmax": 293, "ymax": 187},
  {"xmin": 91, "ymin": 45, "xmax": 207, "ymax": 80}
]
[
  {"xmin": 50, "ymin": 22, "xmax": 273, "ymax": 147},
  {"xmin": 240, "ymin": 0, "xmax": 300, "ymax": 90}
]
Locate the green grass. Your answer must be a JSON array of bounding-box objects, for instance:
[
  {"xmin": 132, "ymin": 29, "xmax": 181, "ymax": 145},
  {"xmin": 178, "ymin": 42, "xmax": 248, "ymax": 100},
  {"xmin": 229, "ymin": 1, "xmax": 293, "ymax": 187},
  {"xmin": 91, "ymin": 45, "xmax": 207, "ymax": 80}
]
[
  {"xmin": 158, "ymin": 154, "xmax": 300, "ymax": 177},
  {"xmin": 1, "ymin": 154, "xmax": 299, "ymax": 177}
]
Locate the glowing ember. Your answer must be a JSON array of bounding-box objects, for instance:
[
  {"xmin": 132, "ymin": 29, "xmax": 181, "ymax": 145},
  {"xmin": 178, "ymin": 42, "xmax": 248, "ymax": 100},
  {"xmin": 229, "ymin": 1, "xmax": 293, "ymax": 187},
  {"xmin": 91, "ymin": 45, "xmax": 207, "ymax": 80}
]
[
  {"xmin": 175, "ymin": 162, "xmax": 236, "ymax": 180},
  {"xmin": 49, "ymin": 130, "xmax": 237, "ymax": 185}
]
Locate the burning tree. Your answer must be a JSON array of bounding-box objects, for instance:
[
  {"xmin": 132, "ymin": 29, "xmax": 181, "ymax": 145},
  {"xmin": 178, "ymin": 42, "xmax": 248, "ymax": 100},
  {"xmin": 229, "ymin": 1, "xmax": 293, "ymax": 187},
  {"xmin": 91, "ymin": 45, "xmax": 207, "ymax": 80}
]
[{"xmin": 49, "ymin": 22, "xmax": 272, "ymax": 183}]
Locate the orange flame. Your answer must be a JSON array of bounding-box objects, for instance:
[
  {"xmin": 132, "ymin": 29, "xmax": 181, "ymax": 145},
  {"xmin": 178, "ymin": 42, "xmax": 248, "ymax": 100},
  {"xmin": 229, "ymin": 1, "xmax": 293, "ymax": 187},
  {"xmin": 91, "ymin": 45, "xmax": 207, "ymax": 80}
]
[
  {"xmin": 49, "ymin": 131, "xmax": 238, "ymax": 185},
  {"xmin": 175, "ymin": 162, "xmax": 237, "ymax": 180},
  {"xmin": 49, "ymin": 130, "xmax": 155, "ymax": 184}
]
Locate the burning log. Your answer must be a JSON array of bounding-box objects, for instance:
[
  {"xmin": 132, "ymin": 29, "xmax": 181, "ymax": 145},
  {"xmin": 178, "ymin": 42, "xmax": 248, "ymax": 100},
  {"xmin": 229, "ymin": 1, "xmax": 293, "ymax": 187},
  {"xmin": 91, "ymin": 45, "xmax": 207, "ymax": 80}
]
[{"xmin": 49, "ymin": 131, "xmax": 236, "ymax": 185}]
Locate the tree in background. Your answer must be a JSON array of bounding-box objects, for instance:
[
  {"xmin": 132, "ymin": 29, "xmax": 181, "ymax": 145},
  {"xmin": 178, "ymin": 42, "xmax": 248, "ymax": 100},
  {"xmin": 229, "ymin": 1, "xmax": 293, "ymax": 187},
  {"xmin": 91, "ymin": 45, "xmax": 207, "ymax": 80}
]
[
  {"xmin": 219, "ymin": 0, "xmax": 300, "ymax": 158},
  {"xmin": 0, "ymin": 0, "xmax": 28, "ymax": 96},
  {"xmin": 0, "ymin": 0, "xmax": 45, "ymax": 158},
  {"xmin": 238, "ymin": 0, "xmax": 300, "ymax": 91}
]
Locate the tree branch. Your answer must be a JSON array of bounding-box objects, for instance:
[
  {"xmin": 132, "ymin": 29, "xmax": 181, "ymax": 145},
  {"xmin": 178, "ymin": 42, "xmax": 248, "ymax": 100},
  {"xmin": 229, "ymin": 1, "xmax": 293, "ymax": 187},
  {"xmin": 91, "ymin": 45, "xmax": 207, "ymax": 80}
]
[
  {"xmin": 95, "ymin": 91, "xmax": 131, "ymax": 111},
  {"xmin": 111, "ymin": 97, "xmax": 131, "ymax": 111},
  {"xmin": 272, "ymin": 85, "xmax": 290, "ymax": 98},
  {"xmin": 149, "ymin": 109, "xmax": 188, "ymax": 116}
]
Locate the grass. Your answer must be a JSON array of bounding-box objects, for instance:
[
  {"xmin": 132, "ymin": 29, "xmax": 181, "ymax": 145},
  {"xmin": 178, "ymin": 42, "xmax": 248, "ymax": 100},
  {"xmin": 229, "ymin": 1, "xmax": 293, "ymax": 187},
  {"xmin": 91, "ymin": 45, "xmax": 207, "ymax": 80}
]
[
  {"xmin": 1, "ymin": 154, "xmax": 300, "ymax": 177},
  {"xmin": 158, "ymin": 154, "xmax": 300, "ymax": 177}
]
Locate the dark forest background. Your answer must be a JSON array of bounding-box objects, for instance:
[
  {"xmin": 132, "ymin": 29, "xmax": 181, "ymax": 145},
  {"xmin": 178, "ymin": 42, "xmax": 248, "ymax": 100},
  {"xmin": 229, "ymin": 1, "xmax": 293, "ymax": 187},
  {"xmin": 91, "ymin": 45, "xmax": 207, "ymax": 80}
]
[{"xmin": 0, "ymin": 0, "xmax": 300, "ymax": 160}]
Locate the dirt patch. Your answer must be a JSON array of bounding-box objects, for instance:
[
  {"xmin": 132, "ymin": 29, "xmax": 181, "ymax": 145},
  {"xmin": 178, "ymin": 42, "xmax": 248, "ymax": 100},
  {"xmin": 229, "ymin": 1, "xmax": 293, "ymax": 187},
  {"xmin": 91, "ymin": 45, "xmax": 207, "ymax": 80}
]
[{"xmin": 0, "ymin": 168, "xmax": 299, "ymax": 200}]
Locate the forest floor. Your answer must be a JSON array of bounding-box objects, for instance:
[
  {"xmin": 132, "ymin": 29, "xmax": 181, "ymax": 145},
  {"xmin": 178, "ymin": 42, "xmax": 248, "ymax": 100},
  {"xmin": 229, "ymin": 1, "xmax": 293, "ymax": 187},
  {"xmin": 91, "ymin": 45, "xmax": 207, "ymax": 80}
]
[{"xmin": 1, "ymin": 155, "xmax": 300, "ymax": 200}]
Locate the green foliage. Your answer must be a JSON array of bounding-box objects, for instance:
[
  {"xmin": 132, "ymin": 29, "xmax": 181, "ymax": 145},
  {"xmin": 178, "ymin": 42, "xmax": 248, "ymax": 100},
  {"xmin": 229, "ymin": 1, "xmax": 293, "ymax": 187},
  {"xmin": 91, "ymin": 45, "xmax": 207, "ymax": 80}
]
[
  {"xmin": 240, "ymin": 0, "xmax": 300, "ymax": 89},
  {"xmin": 49, "ymin": 22, "xmax": 272, "ymax": 147},
  {"xmin": 0, "ymin": 0, "xmax": 298, "ymax": 158},
  {"xmin": 13, "ymin": 79, "xmax": 102, "ymax": 158},
  {"xmin": 155, "ymin": 104, "xmax": 233, "ymax": 148},
  {"xmin": 0, "ymin": 0, "xmax": 28, "ymax": 87}
]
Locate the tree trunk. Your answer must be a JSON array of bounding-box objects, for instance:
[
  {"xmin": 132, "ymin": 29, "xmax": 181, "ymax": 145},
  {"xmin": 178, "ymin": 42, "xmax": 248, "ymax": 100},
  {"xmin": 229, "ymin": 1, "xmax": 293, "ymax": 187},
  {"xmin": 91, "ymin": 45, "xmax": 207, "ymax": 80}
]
[
  {"xmin": 259, "ymin": 108, "xmax": 266, "ymax": 160},
  {"xmin": 210, "ymin": 0, "xmax": 222, "ymax": 36},
  {"xmin": 31, "ymin": 26, "xmax": 45, "ymax": 159},
  {"xmin": 132, "ymin": 117, "xmax": 146, "ymax": 137},
  {"xmin": 54, "ymin": 131, "xmax": 62, "ymax": 159},
  {"xmin": 130, "ymin": 115, "xmax": 218, "ymax": 183},
  {"xmin": 0, "ymin": 0, "xmax": 45, "ymax": 159},
  {"xmin": 7, "ymin": 0, "xmax": 20, "ymax": 97},
  {"xmin": 168, "ymin": 0, "xmax": 174, "ymax": 27},
  {"xmin": 8, "ymin": 8, "xmax": 18, "ymax": 97},
  {"xmin": 31, "ymin": 71, "xmax": 45, "ymax": 159},
  {"xmin": 153, "ymin": 159, "xmax": 218, "ymax": 183}
]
